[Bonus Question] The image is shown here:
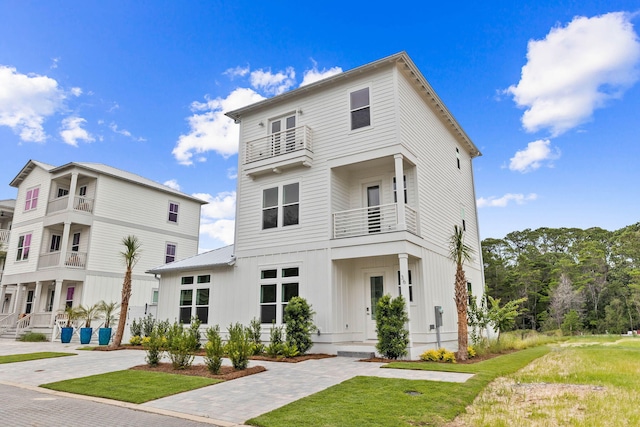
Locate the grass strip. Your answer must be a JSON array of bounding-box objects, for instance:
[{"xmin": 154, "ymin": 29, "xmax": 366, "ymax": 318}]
[
  {"xmin": 41, "ymin": 370, "xmax": 220, "ymax": 404},
  {"xmin": 248, "ymin": 346, "xmax": 549, "ymax": 427},
  {"xmin": 0, "ymin": 352, "xmax": 75, "ymax": 364}
]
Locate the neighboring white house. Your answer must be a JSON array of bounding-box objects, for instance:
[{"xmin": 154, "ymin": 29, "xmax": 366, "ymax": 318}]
[
  {"xmin": 0, "ymin": 199, "xmax": 15, "ymax": 310},
  {"xmin": 0, "ymin": 160, "xmax": 206, "ymax": 340},
  {"xmin": 150, "ymin": 52, "xmax": 485, "ymax": 359}
]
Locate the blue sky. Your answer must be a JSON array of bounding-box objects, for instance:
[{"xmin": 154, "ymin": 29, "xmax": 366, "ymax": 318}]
[{"xmin": 1, "ymin": 1, "xmax": 639, "ymax": 251}]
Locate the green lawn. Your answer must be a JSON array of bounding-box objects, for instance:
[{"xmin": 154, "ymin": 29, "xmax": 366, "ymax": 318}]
[
  {"xmin": 248, "ymin": 346, "xmax": 549, "ymax": 427},
  {"xmin": 0, "ymin": 352, "xmax": 75, "ymax": 364},
  {"xmin": 40, "ymin": 370, "xmax": 220, "ymax": 403}
]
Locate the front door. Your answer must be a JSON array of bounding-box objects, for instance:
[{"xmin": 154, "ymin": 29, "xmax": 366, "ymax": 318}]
[
  {"xmin": 270, "ymin": 115, "xmax": 296, "ymax": 156},
  {"xmin": 365, "ymin": 272, "xmax": 385, "ymax": 340}
]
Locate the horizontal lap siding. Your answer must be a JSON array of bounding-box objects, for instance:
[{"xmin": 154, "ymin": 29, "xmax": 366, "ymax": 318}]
[
  {"xmin": 236, "ymin": 65, "xmax": 398, "ymax": 253},
  {"xmin": 397, "ymin": 71, "xmax": 482, "ymax": 257}
]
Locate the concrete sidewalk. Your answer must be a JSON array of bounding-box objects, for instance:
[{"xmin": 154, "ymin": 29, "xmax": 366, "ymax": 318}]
[{"xmin": 0, "ymin": 340, "xmax": 473, "ymax": 426}]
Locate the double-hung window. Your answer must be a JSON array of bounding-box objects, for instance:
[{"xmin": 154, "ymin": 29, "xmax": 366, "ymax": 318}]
[
  {"xmin": 16, "ymin": 233, "xmax": 32, "ymax": 261},
  {"xmin": 168, "ymin": 202, "xmax": 179, "ymax": 223},
  {"xmin": 393, "ymin": 175, "xmax": 407, "ymax": 204},
  {"xmin": 259, "ymin": 267, "xmax": 300, "ymax": 324},
  {"xmin": 350, "ymin": 87, "xmax": 371, "ymax": 130},
  {"xmin": 50, "ymin": 235, "xmax": 62, "ymax": 252},
  {"xmin": 165, "ymin": 243, "xmax": 176, "ymax": 263},
  {"xmin": 24, "ymin": 187, "xmax": 39, "ymax": 211},
  {"xmin": 262, "ymin": 183, "xmax": 299, "ymax": 229},
  {"xmin": 397, "ymin": 270, "xmax": 413, "ymax": 302}
]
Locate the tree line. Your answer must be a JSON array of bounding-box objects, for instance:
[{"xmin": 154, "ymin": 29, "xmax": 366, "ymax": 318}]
[{"xmin": 481, "ymin": 223, "xmax": 640, "ymax": 334}]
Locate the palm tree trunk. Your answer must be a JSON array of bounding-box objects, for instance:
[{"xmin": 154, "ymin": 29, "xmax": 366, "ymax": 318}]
[
  {"xmin": 110, "ymin": 268, "xmax": 132, "ymax": 349},
  {"xmin": 455, "ymin": 265, "xmax": 468, "ymax": 361}
]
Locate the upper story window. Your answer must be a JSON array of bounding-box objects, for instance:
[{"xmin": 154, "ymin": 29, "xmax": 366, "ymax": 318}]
[
  {"xmin": 24, "ymin": 187, "xmax": 39, "ymax": 211},
  {"xmin": 16, "ymin": 233, "xmax": 32, "ymax": 261},
  {"xmin": 72, "ymin": 232, "xmax": 81, "ymax": 252},
  {"xmin": 393, "ymin": 176, "xmax": 407, "ymax": 204},
  {"xmin": 168, "ymin": 202, "xmax": 179, "ymax": 223},
  {"xmin": 50, "ymin": 235, "xmax": 61, "ymax": 252},
  {"xmin": 262, "ymin": 183, "xmax": 299, "ymax": 229},
  {"xmin": 350, "ymin": 87, "xmax": 371, "ymax": 130},
  {"xmin": 57, "ymin": 188, "xmax": 69, "ymax": 198},
  {"xmin": 79, "ymin": 186, "xmax": 87, "ymax": 197},
  {"xmin": 456, "ymin": 148, "xmax": 461, "ymax": 169},
  {"xmin": 165, "ymin": 243, "xmax": 176, "ymax": 263}
]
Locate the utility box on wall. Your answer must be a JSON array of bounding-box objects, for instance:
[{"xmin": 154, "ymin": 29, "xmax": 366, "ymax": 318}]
[{"xmin": 434, "ymin": 305, "xmax": 443, "ymax": 327}]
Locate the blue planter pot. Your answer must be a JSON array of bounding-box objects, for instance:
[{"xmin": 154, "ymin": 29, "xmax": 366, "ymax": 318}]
[
  {"xmin": 98, "ymin": 328, "xmax": 112, "ymax": 346},
  {"xmin": 80, "ymin": 327, "xmax": 93, "ymax": 344},
  {"xmin": 61, "ymin": 327, "xmax": 73, "ymax": 343}
]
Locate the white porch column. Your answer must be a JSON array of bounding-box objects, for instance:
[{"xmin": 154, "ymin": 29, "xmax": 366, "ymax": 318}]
[
  {"xmin": 398, "ymin": 253, "xmax": 412, "ymax": 349},
  {"xmin": 12, "ymin": 283, "xmax": 24, "ymax": 314},
  {"xmin": 49, "ymin": 279, "xmax": 64, "ymax": 325},
  {"xmin": 66, "ymin": 172, "xmax": 79, "ymax": 211},
  {"xmin": 33, "ymin": 281, "xmax": 43, "ymax": 313},
  {"xmin": 0, "ymin": 284, "xmax": 7, "ymax": 313},
  {"xmin": 394, "ymin": 154, "xmax": 406, "ymax": 231},
  {"xmin": 58, "ymin": 221, "xmax": 72, "ymax": 267}
]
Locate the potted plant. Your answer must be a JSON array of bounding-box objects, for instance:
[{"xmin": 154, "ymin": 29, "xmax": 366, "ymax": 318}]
[
  {"xmin": 59, "ymin": 305, "xmax": 78, "ymax": 343},
  {"xmin": 77, "ymin": 304, "xmax": 100, "ymax": 344},
  {"xmin": 97, "ymin": 300, "xmax": 120, "ymax": 346}
]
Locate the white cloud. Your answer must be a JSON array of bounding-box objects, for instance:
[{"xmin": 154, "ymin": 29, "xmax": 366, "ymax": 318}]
[
  {"xmin": 227, "ymin": 167, "xmax": 237, "ymax": 180},
  {"xmin": 224, "ymin": 65, "xmax": 250, "ymax": 78},
  {"xmin": 477, "ymin": 193, "xmax": 538, "ymax": 208},
  {"xmin": 173, "ymin": 88, "xmax": 265, "ymax": 165},
  {"xmin": 59, "ymin": 116, "xmax": 94, "ymax": 147},
  {"xmin": 70, "ymin": 87, "xmax": 82, "ymax": 97},
  {"xmin": 509, "ymin": 139, "xmax": 559, "ymax": 172},
  {"xmin": 506, "ymin": 12, "xmax": 640, "ymax": 135},
  {"xmin": 300, "ymin": 64, "xmax": 343, "ymax": 86},
  {"xmin": 163, "ymin": 179, "xmax": 181, "ymax": 191},
  {"xmin": 0, "ymin": 66, "xmax": 65, "ymax": 142},
  {"xmin": 193, "ymin": 191, "xmax": 236, "ymax": 245},
  {"xmin": 109, "ymin": 122, "xmax": 146, "ymax": 142},
  {"xmin": 250, "ymin": 67, "xmax": 296, "ymax": 95}
]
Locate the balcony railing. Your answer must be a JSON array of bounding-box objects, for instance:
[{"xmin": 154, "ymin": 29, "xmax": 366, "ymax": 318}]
[
  {"xmin": 245, "ymin": 125, "xmax": 312, "ymax": 164},
  {"xmin": 47, "ymin": 196, "xmax": 94, "ymax": 214},
  {"xmin": 333, "ymin": 203, "xmax": 418, "ymax": 239},
  {"xmin": 0, "ymin": 229, "xmax": 9, "ymax": 245},
  {"xmin": 39, "ymin": 251, "xmax": 87, "ymax": 269}
]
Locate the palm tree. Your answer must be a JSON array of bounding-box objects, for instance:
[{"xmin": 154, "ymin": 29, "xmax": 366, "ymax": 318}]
[
  {"xmin": 110, "ymin": 235, "xmax": 141, "ymax": 348},
  {"xmin": 448, "ymin": 225, "xmax": 473, "ymax": 362}
]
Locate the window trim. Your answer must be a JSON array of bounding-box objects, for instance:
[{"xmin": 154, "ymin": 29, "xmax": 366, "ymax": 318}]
[
  {"xmin": 168, "ymin": 201, "xmax": 179, "ymax": 224},
  {"xmin": 24, "ymin": 187, "xmax": 40, "ymax": 211},
  {"xmin": 261, "ymin": 182, "xmax": 300, "ymax": 230},
  {"xmin": 259, "ymin": 265, "xmax": 300, "ymax": 324},
  {"xmin": 16, "ymin": 233, "xmax": 32, "ymax": 261},
  {"xmin": 349, "ymin": 85, "xmax": 372, "ymax": 131},
  {"xmin": 165, "ymin": 242, "xmax": 177, "ymax": 264},
  {"xmin": 179, "ymin": 275, "xmax": 210, "ymax": 324}
]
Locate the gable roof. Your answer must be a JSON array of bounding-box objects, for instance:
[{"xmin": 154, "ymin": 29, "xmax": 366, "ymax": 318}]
[
  {"xmin": 10, "ymin": 160, "xmax": 206, "ymax": 204},
  {"xmin": 225, "ymin": 51, "xmax": 481, "ymax": 158},
  {"xmin": 147, "ymin": 244, "xmax": 235, "ymax": 274}
]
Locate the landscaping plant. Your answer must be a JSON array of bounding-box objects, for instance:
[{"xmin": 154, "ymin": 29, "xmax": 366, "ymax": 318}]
[
  {"xmin": 375, "ymin": 294, "xmax": 409, "ymax": 359},
  {"xmin": 111, "ymin": 235, "xmax": 142, "ymax": 349},
  {"xmin": 284, "ymin": 296, "xmax": 316, "ymax": 355},
  {"xmin": 166, "ymin": 320, "xmax": 200, "ymax": 369},
  {"xmin": 248, "ymin": 317, "xmax": 265, "ymax": 355},
  {"xmin": 204, "ymin": 325, "xmax": 224, "ymax": 374},
  {"xmin": 226, "ymin": 322, "xmax": 252, "ymax": 369},
  {"xmin": 144, "ymin": 327, "xmax": 165, "ymax": 366}
]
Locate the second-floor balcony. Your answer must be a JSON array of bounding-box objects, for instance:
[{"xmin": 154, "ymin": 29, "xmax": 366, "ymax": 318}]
[
  {"xmin": 333, "ymin": 203, "xmax": 418, "ymax": 239},
  {"xmin": 0, "ymin": 229, "xmax": 9, "ymax": 245},
  {"xmin": 47, "ymin": 196, "xmax": 95, "ymax": 215},
  {"xmin": 39, "ymin": 251, "xmax": 87, "ymax": 270},
  {"xmin": 244, "ymin": 125, "xmax": 313, "ymax": 177}
]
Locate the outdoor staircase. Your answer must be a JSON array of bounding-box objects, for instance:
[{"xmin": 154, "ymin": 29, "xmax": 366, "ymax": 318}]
[{"xmin": 0, "ymin": 327, "xmax": 20, "ymax": 340}]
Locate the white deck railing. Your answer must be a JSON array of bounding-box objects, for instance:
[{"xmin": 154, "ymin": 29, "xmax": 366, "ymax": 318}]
[
  {"xmin": 245, "ymin": 125, "xmax": 312, "ymax": 164},
  {"xmin": 0, "ymin": 229, "xmax": 9, "ymax": 245},
  {"xmin": 333, "ymin": 203, "xmax": 418, "ymax": 239},
  {"xmin": 39, "ymin": 251, "xmax": 87, "ymax": 269},
  {"xmin": 47, "ymin": 196, "xmax": 94, "ymax": 214},
  {"xmin": 0, "ymin": 312, "xmax": 18, "ymax": 335}
]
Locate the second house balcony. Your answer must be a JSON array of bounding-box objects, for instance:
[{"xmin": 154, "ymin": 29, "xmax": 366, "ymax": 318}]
[
  {"xmin": 333, "ymin": 203, "xmax": 418, "ymax": 239},
  {"xmin": 243, "ymin": 125, "xmax": 313, "ymax": 178},
  {"xmin": 39, "ymin": 251, "xmax": 87, "ymax": 269},
  {"xmin": 47, "ymin": 196, "xmax": 95, "ymax": 215}
]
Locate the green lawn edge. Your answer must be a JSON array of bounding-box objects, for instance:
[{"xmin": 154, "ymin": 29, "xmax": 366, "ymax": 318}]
[
  {"xmin": 0, "ymin": 352, "xmax": 76, "ymax": 364},
  {"xmin": 40, "ymin": 370, "xmax": 220, "ymax": 404},
  {"xmin": 247, "ymin": 346, "xmax": 549, "ymax": 427}
]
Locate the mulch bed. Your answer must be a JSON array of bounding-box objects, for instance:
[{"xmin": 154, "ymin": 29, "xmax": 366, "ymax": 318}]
[
  {"xmin": 130, "ymin": 363, "xmax": 266, "ymax": 380},
  {"xmin": 360, "ymin": 350, "xmax": 514, "ymax": 364}
]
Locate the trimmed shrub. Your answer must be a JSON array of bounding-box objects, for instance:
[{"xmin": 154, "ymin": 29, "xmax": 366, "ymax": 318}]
[
  {"xmin": 144, "ymin": 328, "xmax": 165, "ymax": 366},
  {"xmin": 284, "ymin": 297, "xmax": 316, "ymax": 355},
  {"xmin": 420, "ymin": 349, "xmax": 440, "ymax": 362},
  {"xmin": 204, "ymin": 325, "xmax": 224, "ymax": 374},
  {"xmin": 375, "ymin": 294, "xmax": 409, "ymax": 359},
  {"xmin": 19, "ymin": 332, "xmax": 47, "ymax": 342},
  {"xmin": 129, "ymin": 335, "xmax": 142, "ymax": 346},
  {"xmin": 130, "ymin": 318, "xmax": 142, "ymax": 337},
  {"xmin": 226, "ymin": 322, "xmax": 252, "ymax": 370},
  {"xmin": 166, "ymin": 320, "xmax": 200, "ymax": 369},
  {"xmin": 248, "ymin": 317, "xmax": 265, "ymax": 355},
  {"xmin": 419, "ymin": 347, "xmax": 456, "ymax": 363},
  {"xmin": 141, "ymin": 314, "xmax": 155, "ymax": 337},
  {"xmin": 467, "ymin": 345, "xmax": 477, "ymax": 359}
]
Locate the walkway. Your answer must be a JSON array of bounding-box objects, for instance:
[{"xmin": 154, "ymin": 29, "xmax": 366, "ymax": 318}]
[{"xmin": 0, "ymin": 340, "xmax": 473, "ymax": 426}]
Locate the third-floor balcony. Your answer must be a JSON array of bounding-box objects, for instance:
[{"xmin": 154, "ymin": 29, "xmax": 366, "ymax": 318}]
[
  {"xmin": 0, "ymin": 229, "xmax": 9, "ymax": 245},
  {"xmin": 243, "ymin": 125, "xmax": 313, "ymax": 178},
  {"xmin": 47, "ymin": 196, "xmax": 95, "ymax": 215},
  {"xmin": 333, "ymin": 203, "xmax": 418, "ymax": 239}
]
